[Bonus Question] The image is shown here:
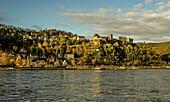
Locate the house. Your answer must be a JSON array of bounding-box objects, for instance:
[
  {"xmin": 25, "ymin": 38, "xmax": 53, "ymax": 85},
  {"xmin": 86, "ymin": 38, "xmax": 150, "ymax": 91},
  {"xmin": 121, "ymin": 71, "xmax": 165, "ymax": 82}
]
[
  {"xmin": 65, "ymin": 53, "xmax": 75, "ymax": 59},
  {"xmin": 92, "ymin": 34, "xmax": 101, "ymax": 45},
  {"xmin": 93, "ymin": 40, "xmax": 102, "ymax": 45},
  {"xmin": 117, "ymin": 36, "xmax": 126, "ymax": 42},
  {"xmin": 126, "ymin": 38, "xmax": 133, "ymax": 44},
  {"xmin": 38, "ymin": 36, "xmax": 41, "ymax": 40},
  {"xmin": 0, "ymin": 25, "xmax": 4, "ymax": 29},
  {"xmin": 50, "ymin": 35, "xmax": 58, "ymax": 41},
  {"xmin": 71, "ymin": 36, "xmax": 77, "ymax": 40},
  {"xmin": 70, "ymin": 35, "xmax": 85, "ymax": 41},
  {"xmin": 92, "ymin": 34, "xmax": 107, "ymax": 45},
  {"xmin": 107, "ymin": 34, "xmax": 113, "ymax": 40},
  {"xmin": 117, "ymin": 36, "xmax": 133, "ymax": 44},
  {"xmin": 77, "ymin": 36, "xmax": 85, "ymax": 41},
  {"xmin": 30, "ymin": 55, "xmax": 38, "ymax": 61},
  {"xmin": 44, "ymin": 36, "xmax": 50, "ymax": 40},
  {"xmin": 8, "ymin": 53, "xmax": 15, "ymax": 60},
  {"xmin": 94, "ymin": 34, "xmax": 113, "ymax": 41},
  {"xmin": 92, "ymin": 34, "xmax": 100, "ymax": 41},
  {"xmin": 102, "ymin": 37, "xmax": 108, "ymax": 41},
  {"xmin": 20, "ymin": 48, "xmax": 27, "ymax": 59},
  {"xmin": 31, "ymin": 58, "xmax": 47, "ymax": 67},
  {"xmin": 20, "ymin": 48, "xmax": 27, "ymax": 53}
]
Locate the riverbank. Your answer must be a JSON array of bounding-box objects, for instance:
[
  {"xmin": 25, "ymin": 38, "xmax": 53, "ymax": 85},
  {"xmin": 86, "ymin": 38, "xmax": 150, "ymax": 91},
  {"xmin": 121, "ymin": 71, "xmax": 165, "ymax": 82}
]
[
  {"xmin": 73, "ymin": 65, "xmax": 170, "ymax": 70},
  {"xmin": 0, "ymin": 65, "xmax": 170, "ymax": 71}
]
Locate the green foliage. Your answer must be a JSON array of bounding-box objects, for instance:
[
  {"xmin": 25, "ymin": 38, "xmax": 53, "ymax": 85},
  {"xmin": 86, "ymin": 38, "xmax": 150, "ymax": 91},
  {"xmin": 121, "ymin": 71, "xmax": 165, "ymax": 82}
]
[{"xmin": 0, "ymin": 24, "xmax": 169, "ymax": 66}]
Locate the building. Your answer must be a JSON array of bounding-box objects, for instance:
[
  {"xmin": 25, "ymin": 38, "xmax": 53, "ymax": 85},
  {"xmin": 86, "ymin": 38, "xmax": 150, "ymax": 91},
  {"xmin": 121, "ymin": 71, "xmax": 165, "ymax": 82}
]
[
  {"xmin": 65, "ymin": 54, "xmax": 75, "ymax": 59},
  {"xmin": 93, "ymin": 40, "xmax": 102, "ymax": 45},
  {"xmin": 92, "ymin": 34, "xmax": 110, "ymax": 45},
  {"xmin": 92, "ymin": 34, "xmax": 103, "ymax": 45},
  {"xmin": 117, "ymin": 36, "xmax": 133, "ymax": 44},
  {"xmin": 126, "ymin": 38, "xmax": 133, "ymax": 44},
  {"xmin": 31, "ymin": 58, "xmax": 47, "ymax": 67},
  {"xmin": 70, "ymin": 35, "xmax": 85, "ymax": 41},
  {"xmin": 20, "ymin": 48, "xmax": 27, "ymax": 59},
  {"xmin": 117, "ymin": 36, "xmax": 126, "ymax": 42},
  {"xmin": 92, "ymin": 34, "xmax": 100, "ymax": 41},
  {"xmin": 44, "ymin": 36, "xmax": 48, "ymax": 40},
  {"xmin": 50, "ymin": 35, "xmax": 59, "ymax": 41},
  {"xmin": 0, "ymin": 24, "xmax": 4, "ymax": 29},
  {"xmin": 77, "ymin": 36, "xmax": 85, "ymax": 41},
  {"xmin": 71, "ymin": 36, "xmax": 77, "ymax": 40},
  {"xmin": 100, "ymin": 37, "xmax": 107, "ymax": 41},
  {"xmin": 107, "ymin": 34, "xmax": 113, "ymax": 40}
]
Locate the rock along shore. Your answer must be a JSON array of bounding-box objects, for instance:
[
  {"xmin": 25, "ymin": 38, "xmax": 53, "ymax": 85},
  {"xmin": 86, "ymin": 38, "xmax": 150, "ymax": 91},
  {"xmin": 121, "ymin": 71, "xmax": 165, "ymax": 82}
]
[
  {"xmin": 73, "ymin": 65, "xmax": 170, "ymax": 70},
  {"xmin": 0, "ymin": 65, "xmax": 170, "ymax": 71}
]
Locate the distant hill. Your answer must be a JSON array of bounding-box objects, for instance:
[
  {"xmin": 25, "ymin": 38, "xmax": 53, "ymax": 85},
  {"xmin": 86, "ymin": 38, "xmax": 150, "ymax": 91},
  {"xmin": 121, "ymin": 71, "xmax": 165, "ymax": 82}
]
[{"xmin": 146, "ymin": 41, "xmax": 170, "ymax": 55}]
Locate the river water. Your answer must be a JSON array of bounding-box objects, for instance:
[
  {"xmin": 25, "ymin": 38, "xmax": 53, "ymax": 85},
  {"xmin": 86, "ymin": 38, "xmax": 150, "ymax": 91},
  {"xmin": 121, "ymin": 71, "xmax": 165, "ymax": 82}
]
[{"xmin": 0, "ymin": 69, "xmax": 170, "ymax": 102}]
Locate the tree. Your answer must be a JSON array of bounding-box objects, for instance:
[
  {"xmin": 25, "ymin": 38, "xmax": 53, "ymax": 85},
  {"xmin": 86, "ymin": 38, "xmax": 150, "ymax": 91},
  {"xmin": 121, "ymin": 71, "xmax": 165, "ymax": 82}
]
[
  {"xmin": 133, "ymin": 59, "xmax": 139, "ymax": 66},
  {"xmin": 92, "ymin": 58, "xmax": 97, "ymax": 65},
  {"xmin": 15, "ymin": 54, "xmax": 22, "ymax": 67},
  {"xmin": 70, "ymin": 59, "xmax": 76, "ymax": 66},
  {"xmin": 9, "ymin": 59, "xmax": 15, "ymax": 66}
]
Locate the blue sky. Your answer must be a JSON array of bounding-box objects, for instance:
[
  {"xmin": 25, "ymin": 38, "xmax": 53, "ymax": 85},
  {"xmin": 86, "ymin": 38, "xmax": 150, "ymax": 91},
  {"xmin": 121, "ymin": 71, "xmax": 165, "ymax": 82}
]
[{"xmin": 0, "ymin": 0, "xmax": 170, "ymax": 42}]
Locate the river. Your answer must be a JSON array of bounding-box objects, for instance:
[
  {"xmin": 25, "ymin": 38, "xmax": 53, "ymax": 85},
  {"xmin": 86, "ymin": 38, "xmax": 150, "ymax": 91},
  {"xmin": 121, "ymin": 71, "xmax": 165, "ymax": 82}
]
[{"xmin": 0, "ymin": 69, "xmax": 170, "ymax": 102}]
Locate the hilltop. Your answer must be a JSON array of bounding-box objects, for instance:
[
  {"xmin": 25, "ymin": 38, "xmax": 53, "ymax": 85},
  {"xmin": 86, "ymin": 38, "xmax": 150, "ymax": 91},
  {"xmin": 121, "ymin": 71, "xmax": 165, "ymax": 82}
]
[{"xmin": 146, "ymin": 41, "xmax": 170, "ymax": 55}]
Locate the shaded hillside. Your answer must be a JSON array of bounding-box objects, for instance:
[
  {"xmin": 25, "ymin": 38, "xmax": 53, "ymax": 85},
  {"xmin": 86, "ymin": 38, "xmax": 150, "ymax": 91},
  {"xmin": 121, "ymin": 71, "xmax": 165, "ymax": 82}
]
[{"xmin": 147, "ymin": 41, "xmax": 170, "ymax": 55}]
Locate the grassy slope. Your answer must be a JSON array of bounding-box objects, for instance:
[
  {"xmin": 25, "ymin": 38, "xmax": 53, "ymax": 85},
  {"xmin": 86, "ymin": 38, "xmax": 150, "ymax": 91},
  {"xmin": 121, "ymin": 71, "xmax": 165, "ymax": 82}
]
[{"xmin": 146, "ymin": 41, "xmax": 170, "ymax": 55}]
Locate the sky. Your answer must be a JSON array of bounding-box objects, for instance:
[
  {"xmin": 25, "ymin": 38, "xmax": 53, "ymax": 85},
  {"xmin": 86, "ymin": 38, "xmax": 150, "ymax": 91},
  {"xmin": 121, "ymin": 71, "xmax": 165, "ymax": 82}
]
[{"xmin": 0, "ymin": 0, "xmax": 170, "ymax": 42}]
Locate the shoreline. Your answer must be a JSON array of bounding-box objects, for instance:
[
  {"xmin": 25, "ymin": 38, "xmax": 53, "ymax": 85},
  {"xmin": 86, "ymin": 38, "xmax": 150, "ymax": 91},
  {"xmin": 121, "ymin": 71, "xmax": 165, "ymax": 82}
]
[
  {"xmin": 0, "ymin": 65, "xmax": 170, "ymax": 71},
  {"xmin": 72, "ymin": 65, "xmax": 170, "ymax": 70}
]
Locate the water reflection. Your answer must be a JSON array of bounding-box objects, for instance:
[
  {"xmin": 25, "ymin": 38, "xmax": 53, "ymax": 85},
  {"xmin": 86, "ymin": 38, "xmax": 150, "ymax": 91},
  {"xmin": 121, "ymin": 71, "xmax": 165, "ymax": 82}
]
[
  {"xmin": 90, "ymin": 70, "xmax": 102, "ymax": 100},
  {"xmin": 0, "ymin": 69, "xmax": 170, "ymax": 101}
]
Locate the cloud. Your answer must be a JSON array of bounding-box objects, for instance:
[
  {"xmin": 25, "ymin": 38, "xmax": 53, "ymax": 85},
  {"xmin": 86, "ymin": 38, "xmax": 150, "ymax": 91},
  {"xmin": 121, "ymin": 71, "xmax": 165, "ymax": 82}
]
[
  {"xmin": 157, "ymin": 2, "xmax": 164, "ymax": 6},
  {"xmin": 0, "ymin": 10, "xmax": 6, "ymax": 22},
  {"xmin": 124, "ymin": 12, "xmax": 139, "ymax": 17},
  {"xmin": 134, "ymin": 3, "xmax": 143, "ymax": 8},
  {"xmin": 31, "ymin": 25, "xmax": 42, "ymax": 30},
  {"xmin": 59, "ymin": 1, "xmax": 170, "ymax": 42},
  {"xmin": 116, "ymin": 8, "xmax": 123, "ymax": 13},
  {"xmin": 66, "ymin": 8, "xmax": 87, "ymax": 13},
  {"xmin": 53, "ymin": 23, "xmax": 72, "ymax": 29},
  {"xmin": 96, "ymin": 8, "xmax": 113, "ymax": 14},
  {"xmin": 166, "ymin": 1, "xmax": 170, "ymax": 7},
  {"xmin": 0, "ymin": 10, "xmax": 19, "ymax": 24},
  {"xmin": 55, "ymin": 23, "xmax": 69, "ymax": 27},
  {"xmin": 144, "ymin": 0, "xmax": 154, "ymax": 4}
]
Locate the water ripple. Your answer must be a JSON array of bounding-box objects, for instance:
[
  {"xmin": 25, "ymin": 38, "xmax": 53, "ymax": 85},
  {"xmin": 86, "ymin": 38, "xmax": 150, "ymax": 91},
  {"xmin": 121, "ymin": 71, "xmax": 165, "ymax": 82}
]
[{"xmin": 0, "ymin": 69, "xmax": 169, "ymax": 101}]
